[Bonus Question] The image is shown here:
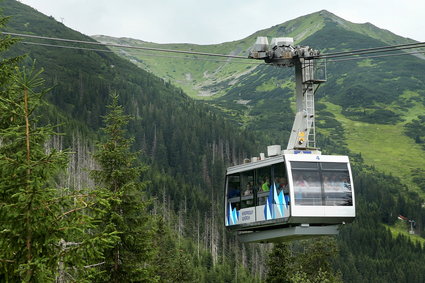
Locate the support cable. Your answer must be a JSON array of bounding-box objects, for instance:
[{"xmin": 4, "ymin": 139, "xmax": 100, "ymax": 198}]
[
  {"xmin": 326, "ymin": 50, "xmax": 425, "ymax": 63},
  {"xmin": 20, "ymin": 41, "xmax": 263, "ymax": 65},
  {"xmin": 2, "ymin": 32, "xmax": 248, "ymax": 59},
  {"xmin": 3, "ymin": 31, "xmax": 425, "ymax": 63},
  {"xmin": 318, "ymin": 42, "xmax": 425, "ymax": 59}
]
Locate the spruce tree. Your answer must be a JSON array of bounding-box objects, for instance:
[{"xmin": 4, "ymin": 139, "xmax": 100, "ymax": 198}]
[
  {"xmin": 0, "ymin": 36, "xmax": 73, "ymax": 280},
  {"xmin": 152, "ymin": 218, "xmax": 194, "ymax": 282},
  {"xmin": 0, "ymin": 46, "xmax": 64, "ymax": 283},
  {"xmin": 0, "ymin": 22, "xmax": 116, "ymax": 280},
  {"xmin": 266, "ymin": 238, "xmax": 342, "ymax": 283},
  {"xmin": 0, "ymin": 64, "xmax": 108, "ymax": 282},
  {"xmin": 266, "ymin": 242, "xmax": 293, "ymax": 283},
  {"xmin": 91, "ymin": 93, "xmax": 156, "ymax": 282}
]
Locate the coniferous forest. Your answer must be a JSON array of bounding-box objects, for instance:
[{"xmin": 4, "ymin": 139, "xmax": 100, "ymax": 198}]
[{"xmin": 1, "ymin": 0, "xmax": 425, "ymax": 282}]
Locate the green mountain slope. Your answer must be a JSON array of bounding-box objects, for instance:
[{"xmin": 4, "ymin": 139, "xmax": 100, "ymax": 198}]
[
  {"xmin": 94, "ymin": 11, "xmax": 425, "ymax": 195},
  {"xmin": 296, "ymin": 19, "xmax": 425, "ymax": 195},
  {"xmin": 92, "ymin": 10, "xmax": 419, "ymax": 99},
  {"xmin": 94, "ymin": 12, "xmax": 425, "ymax": 281},
  {"xmin": 0, "ymin": 0, "xmax": 262, "ymax": 280},
  {"xmin": 1, "ymin": 0, "xmax": 257, "ymax": 171},
  {"xmin": 2, "ymin": 1, "xmax": 425, "ymax": 281}
]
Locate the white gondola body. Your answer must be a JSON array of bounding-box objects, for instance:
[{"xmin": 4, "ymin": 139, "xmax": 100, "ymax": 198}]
[{"xmin": 224, "ymin": 153, "xmax": 355, "ymax": 242}]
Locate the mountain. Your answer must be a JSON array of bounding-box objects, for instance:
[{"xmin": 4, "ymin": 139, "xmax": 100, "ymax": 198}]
[
  {"xmin": 92, "ymin": 10, "xmax": 419, "ymax": 99},
  {"xmin": 95, "ymin": 10, "xmax": 425, "ymax": 281},
  {"xmin": 0, "ymin": 0, "xmax": 262, "ymax": 281},
  {"xmin": 94, "ymin": 10, "xmax": 425, "ymax": 198},
  {"xmin": 2, "ymin": 0, "xmax": 425, "ymax": 281}
]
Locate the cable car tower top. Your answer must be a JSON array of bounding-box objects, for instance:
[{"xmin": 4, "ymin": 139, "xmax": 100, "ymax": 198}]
[{"xmin": 249, "ymin": 37, "xmax": 326, "ymax": 151}]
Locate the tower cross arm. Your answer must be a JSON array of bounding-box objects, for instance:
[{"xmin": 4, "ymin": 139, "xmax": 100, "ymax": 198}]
[{"xmin": 248, "ymin": 37, "xmax": 326, "ymax": 150}]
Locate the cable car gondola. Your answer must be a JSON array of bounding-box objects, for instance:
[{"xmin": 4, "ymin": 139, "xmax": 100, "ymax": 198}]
[
  {"xmin": 225, "ymin": 147, "xmax": 355, "ymax": 243},
  {"xmin": 224, "ymin": 37, "xmax": 355, "ymax": 243}
]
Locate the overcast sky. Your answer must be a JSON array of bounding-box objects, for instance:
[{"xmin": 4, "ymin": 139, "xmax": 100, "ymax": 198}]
[{"xmin": 20, "ymin": 0, "xmax": 425, "ymax": 44}]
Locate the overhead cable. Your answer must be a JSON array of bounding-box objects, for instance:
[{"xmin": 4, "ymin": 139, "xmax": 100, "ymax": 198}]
[
  {"xmin": 319, "ymin": 42, "xmax": 425, "ymax": 59},
  {"xmin": 22, "ymin": 41, "xmax": 115, "ymax": 53},
  {"xmin": 326, "ymin": 50, "xmax": 425, "ymax": 63},
  {"xmin": 2, "ymin": 32, "xmax": 249, "ymax": 60},
  {"xmin": 4, "ymin": 31, "xmax": 425, "ymax": 63},
  {"xmin": 19, "ymin": 41, "xmax": 263, "ymax": 65}
]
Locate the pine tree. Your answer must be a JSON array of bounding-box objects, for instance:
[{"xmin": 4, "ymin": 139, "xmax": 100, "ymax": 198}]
[
  {"xmin": 266, "ymin": 239, "xmax": 342, "ymax": 283},
  {"xmin": 266, "ymin": 242, "xmax": 293, "ymax": 283},
  {"xmin": 91, "ymin": 93, "xmax": 156, "ymax": 282},
  {"xmin": 0, "ymin": 55, "xmax": 69, "ymax": 283},
  {"xmin": 151, "ymin": 217, "xmax": 194, "ymax": 282},
  {"xmin": 0, "ymin": 63, "xmax": 114, "ymax": 282},
  {"xmin": 0, "ymin": 21, "xmax": 117, "ymax": 280}
]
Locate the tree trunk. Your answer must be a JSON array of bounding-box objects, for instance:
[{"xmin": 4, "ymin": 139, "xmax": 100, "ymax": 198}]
[{"xmin": 24, "ymin": 87, "xmax": 33, "ymax": 281}]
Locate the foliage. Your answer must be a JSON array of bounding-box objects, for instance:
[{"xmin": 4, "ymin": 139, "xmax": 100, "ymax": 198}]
[
  {"xmin": 404, "ymin": 115, "xmax": 425, "ymax": 149},
  {"xmin": 411, "ymin": 168, "xmax": 425, "ymax": 193},
  {"xmin": 151, "ymin": 218, "xmax": 194, "ymax": 282},
  {"xmin": 0, "ymin": 45, "xmax": 66, "ymax": 283},
  {"xmin": 266, "ymin": 239, "xmax": 342, "ymax": 283},
  {"xmin": 1, "ymin": 2, "xmax": 260, "ymax": 281},
  {"xmin": 90, "ymin": 93, "xmax": 156, "ymax": 282},
  {"xmin": 266, "ymin": 243, "xmax": 292, "ymax": 282},
  {"xmin": 0, "ymin": 63, "xmax": 115, "ymax": 282},
  {"xmin": 320, "ymin": 101, "xmax": 425, "ymax": 198},
  {"xmin": 341, "ymin": 108, "xmax": 403, "ymax": 124},
  {"xmin": 3, "ymin": 1, "xmax": 425, "ymax": 282}
]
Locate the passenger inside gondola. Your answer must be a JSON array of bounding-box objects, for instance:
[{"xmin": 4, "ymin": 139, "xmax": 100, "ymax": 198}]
[
  {"xmin": 323, "ymin": 175, "xmax": 331, "ymax": 188},
  {"xmin": 228, "ymin": 181, "xmax": 240, "ymax": 198},
  {"xmin": 277, "ymin": 177, "xmax": 290, "ymax": 204},
  {"xmin": 243, "ymin": 182, "xmax": 253, "ymax": 196},
  {"xmin": 293, "ymin": 173, "xmax": 307, "ymax": 199},
  {"xmin": 256, "ymin": 177, "xmax": 268, "ymax": 205},
  {"xmin": 242, "ymin": 181, "xmax": 254, "ymax": 207},
  {"xmin": 277, "ymin": 177, "xmax": 287, "ymax": 192},
  {"xmin": 294, "ymin": 173, "xmax": 309, "ymax": 187},
  {"xmin": 322, "ymin": 171, "xmax": 353, "ymax": 206},
  {"xmin": 261, "ymin": 177, "xmax": 270, "ymax": 192},
  {"xmin": 294, "ymin": 172, "xmax": 319, "ymax": 205}
]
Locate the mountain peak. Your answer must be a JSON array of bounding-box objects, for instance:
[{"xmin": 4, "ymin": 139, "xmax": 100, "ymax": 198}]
[
  {"xmin": 316, "ymin": 10, "xmax": 351, "ymax": 26},
  {"xmin": 288, "ymin": 9, "xmax": 415, "ymax": 46},
  {"xmin": 317, "ymin": 9, "xmax": 340, "ymax": 19}
]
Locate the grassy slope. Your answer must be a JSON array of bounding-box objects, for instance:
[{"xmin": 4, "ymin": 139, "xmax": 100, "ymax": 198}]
[
  {"xmin": 94, "ymin": 10, "xmax": 425, "ymax": 242},
  {"xmin": 92, "ymin": 35, "xmax": 256, "ymax": 98},
  {"xmin": 321, "ymin": 100, "xmax": 425, "ymax": 197},
  {"xmin": 384, "ymin": 222, "xmax": 425, "ymax": 248},
  {"xmin": 91, "ymin": 10, "xmax": 327, "ymax": 99},
  {"xmin": 93, "ymin": 10, "xmax": 420, "ymax": 101}
]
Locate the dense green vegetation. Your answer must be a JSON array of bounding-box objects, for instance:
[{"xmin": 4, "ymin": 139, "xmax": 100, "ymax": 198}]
[
  {"xmin": 90, "ymin": 93, "xmax": 156, "ymax": 282},
  {"xmin": 105, "ymin": 10, "xmax": 425, "ymax": 186},
  {"xmin": 322, "ymin": 101, "xmax": 425, "ymax": 197},
  {"xmin": 1, "ymin": 0, "xmax": 425, "ymax": 282},
  {"xmin": 1, "ymin": 1, "xmax": 262, "ymax": 281},
  {"xmin": 404, "ymin": 115, "xmax": 425, "ymax": 149},
  {"xmin": 335, "ymin": 165, "xmax": 425, "ymax": 282},
  {"xmin": 0, "ymin": 50, "xmax": 115, "ymax": 281},
  {"xmin": 266, "ymin": 239, "xmax": 343, "ymax": 282}
]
